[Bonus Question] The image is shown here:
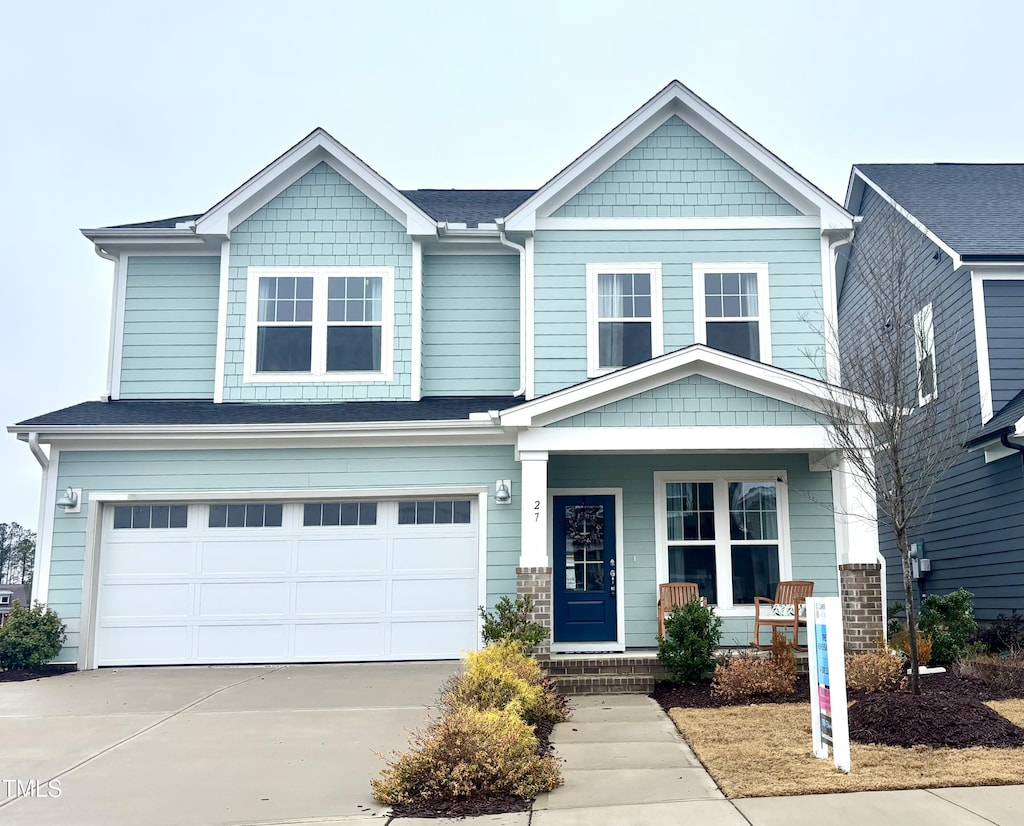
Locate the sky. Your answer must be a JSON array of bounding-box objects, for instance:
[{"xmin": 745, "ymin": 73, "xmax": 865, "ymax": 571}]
[{"xmin": 1, "ymin": 0, "xmax": 1022, "ymax": 533}]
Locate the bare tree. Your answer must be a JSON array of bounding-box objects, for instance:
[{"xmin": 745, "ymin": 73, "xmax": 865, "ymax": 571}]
[{"xmin": 819, "ymin": 212, "xmax": 969, "ymax": 695}]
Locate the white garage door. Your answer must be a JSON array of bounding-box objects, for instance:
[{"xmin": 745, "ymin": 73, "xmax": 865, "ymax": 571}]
[{"xmin": 95, "ymin": 498, "xmax": 480, "ymax": 665}]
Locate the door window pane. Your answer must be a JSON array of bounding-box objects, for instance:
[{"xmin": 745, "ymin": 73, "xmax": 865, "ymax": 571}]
[{"xmin": 563, "ymin": 504, "xmax": 606, "ymax": 592}]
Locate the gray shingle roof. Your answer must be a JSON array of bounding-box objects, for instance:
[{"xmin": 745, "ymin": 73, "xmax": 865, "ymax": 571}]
[
  {"xmin": 966, "ymin": 388, "xmax": 1024, "ymax": 447},
  {"xmin": 400, "ymin": 190, "xmax": 535, "ymax": 227},
  {"xmin": 16, "ymin": 398, "xmax": 519, "ymax": 428},
  {"xmin": 108, "ymin": 214, "xmax": 202, "ymax": 230},
  {"xmin": 855, "ymin": 164, "xmax": 1024, "ymax": 259}
]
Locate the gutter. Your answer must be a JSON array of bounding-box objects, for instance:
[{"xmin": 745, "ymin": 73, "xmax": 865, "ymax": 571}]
[
  {"xmin": 1000, "ymin": 432, "xmax": 1024, "ymax": 465},
  {"xmin": 27, "ymin": 432, "xmax": 48, "ymax": 470}
]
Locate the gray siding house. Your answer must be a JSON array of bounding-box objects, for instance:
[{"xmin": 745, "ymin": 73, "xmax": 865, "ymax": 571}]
[
  {"xmin": 9, "ymin": 82, "xmax": 883, "ymax": 669},
  {"xmin": 840, "ymin": 164, "xmax": 1024, "ymax": 621}
]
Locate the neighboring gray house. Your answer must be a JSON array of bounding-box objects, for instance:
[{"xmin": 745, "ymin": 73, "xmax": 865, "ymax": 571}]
[
  {"xmin": 841, "ymin": 163, "xmax": 1024, "ymax": 621},
  {"xmin": 0, "ymin": 584, "xmax": 30, "ymax": 624}
]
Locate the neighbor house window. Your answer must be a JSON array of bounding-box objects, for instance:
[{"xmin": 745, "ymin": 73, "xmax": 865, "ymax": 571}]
[
  {"xmin": 586, "ymin": 263, "xmax": 663, "ymax": 376},
  {"xmin": 914, "ymin": 303, "xmax": 936, "ymax": 406},
  {"xmin": 245, "ymin": 266, "xmax": 393, "ymax": 382},
  {"xmin": 656, "ymin": 473, "xmax": 789, "ymax": 612},
  {"xmin": 693, "ymin": 263, "xmax": 771, "ymax": 362}
]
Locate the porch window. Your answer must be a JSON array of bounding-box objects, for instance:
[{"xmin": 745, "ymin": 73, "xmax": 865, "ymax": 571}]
[
  {"xmin": 692, "ymin": 263, "xmax": 771, "ymax": 362},
  {"xmin": 586, "ymin": 263, "xmax": 663, "ymax": 376},
  {"xmin": 657, "ymin": 473, "xmax": 789, "ymax": 612}
]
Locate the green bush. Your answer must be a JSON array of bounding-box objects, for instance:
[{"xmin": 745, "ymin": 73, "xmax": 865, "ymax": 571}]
[
  {"xmin": 711, "ymin": 652, "xmax": 796, "ymax": 701},
  {"xmin": 371, "ymin": 705, "xmax": 563, "ymax": 804},
  {"xmin": 918, "ymin": 588, "xmax": 977, "ymax": 664},
  {"xmin": 977, "ymin": 611, "xmax": 1024, "ymax": 655},
  {"xmin": 0, "ymin": 601, "xmax": 67, "ymax": 671},
  {"xmin": 657, "ymin": 599, "xmax": 722, "ymax": 684},
  {"xmin": 957, "ymin": 653, "xmax": 1024, "ymax": 692},
  {"xmin": 479, "ymin": 596, "xmax": 548, "ymax": 652}
]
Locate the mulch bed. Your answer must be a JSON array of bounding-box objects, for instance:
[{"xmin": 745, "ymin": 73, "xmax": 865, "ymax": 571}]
[
  {"xmin": 653, "ymin": 668, "xmax": 1024, "ymax": 749},
  {"xmin": 0, "ymin": 664, "xmax": 75, "ymax": 683}
]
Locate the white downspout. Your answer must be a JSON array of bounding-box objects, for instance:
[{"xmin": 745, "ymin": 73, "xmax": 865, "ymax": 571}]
[
  {"xmin": 497, "ymin": 226, "xmax": 527, "ymax": 398},
  {"xmin": 28, "ymin": 432, "xmax": 48, "ymax": 471}
]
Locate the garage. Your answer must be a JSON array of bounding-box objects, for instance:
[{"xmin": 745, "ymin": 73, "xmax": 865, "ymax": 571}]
[{"xmin": 94, "ymin": 497, "xmax": 480, "ymax": 665}]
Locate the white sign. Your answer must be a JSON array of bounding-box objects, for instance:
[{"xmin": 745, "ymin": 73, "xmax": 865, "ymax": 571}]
[{"xmin": 806, "ymin": 596, "xmax": 850, "ymax": 773}]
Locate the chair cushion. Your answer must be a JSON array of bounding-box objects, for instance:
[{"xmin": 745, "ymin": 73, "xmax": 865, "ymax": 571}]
[{"xmin": 764, "ymin": 603, "xmax": 807, "ymax": 619}]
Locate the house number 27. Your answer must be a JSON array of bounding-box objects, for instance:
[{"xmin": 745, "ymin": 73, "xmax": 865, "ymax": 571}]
[{"xmin": 534, "ymin": 500, "xmax": 541, "ymax": 522}]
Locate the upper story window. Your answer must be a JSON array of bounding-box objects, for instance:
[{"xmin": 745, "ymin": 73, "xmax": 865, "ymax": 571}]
[
  {"xmin": 244, "ymin": 266, "xmax": 393, "ymax": 383},
  {"xmin": 914, "ymin": 303, "xmax": 936, "ymax": 406},
  {"xmin": 693, "ymin": 263, "xmax": 771, "ymax": 363},
  {"xmin": 586, "ymin": 263, "xmax": 663, "ymax": 376}
]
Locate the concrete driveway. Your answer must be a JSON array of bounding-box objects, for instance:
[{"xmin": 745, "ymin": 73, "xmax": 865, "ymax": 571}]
[{"xmin": 0, "ymin": 662, "xmax": 458, "ymax": 826}]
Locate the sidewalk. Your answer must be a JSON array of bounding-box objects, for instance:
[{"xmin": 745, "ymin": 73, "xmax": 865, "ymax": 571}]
[{"xmin": 399, "ymin": 693, "xmax": 1024, "ymax": 825}]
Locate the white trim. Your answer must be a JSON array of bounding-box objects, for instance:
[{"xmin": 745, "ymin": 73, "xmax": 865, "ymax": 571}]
[
  {"xmin": 822, "ymin": 232, "xmax": 852, "ymax": 384},
  {"xmin": 33, "ymin": 447, "xmax": 60, "ymax": 607},
  {"xmin": 525, "ymin": 235, "xmax": 536, "ymax": 400},
  {"xmin": 692, "ymin": 262, "xmax": 772, "ymax": 364},
  {"xmin": 242, "ymin": 265, "xmax": 395, "ymax": 383},
  {"xmin": 518, "ymin": 425, "xmax": 833, "ymax": 454},
  {"xmin": 537, "ymin": 216, "xmax": 822, "ymax": 231},
  {"xmin": 476, "ymin": 490, "xmax": 488, "ymax": 647},
  {"xmin": 585, "ymin": 262, "xmax": 664, "ymax": 377},
  {"xmin": 983, "ymin": 443, "xmax": 1020, "ymax": 463},
  {"xmin": 549, "ymin": 487, "xmax": 625, "ymax": 652},
  {"xmin": 78, "ymin": 495, "xmax": 103, "ymax": 669},
  {"xmin": 971, "ymin": 270, "xmax": 1024, "ymax": 423},
  {"xmin": 108, "ymin": 253, "xmax": 128, "ymax": 400},
  {"xmin": 653, "ymin": 470, "xmax": 791, "ymax": 616},
  {"xmin": 411, "ymin": 240, "xmax": 422, "ymax": 401},
  {"xmin": 213, "ymin": 240, "xmax": 231, "ymax": 404},
  {"xmin": 914, "ymin": 303, "xmax": 937, "ymax": 407}
]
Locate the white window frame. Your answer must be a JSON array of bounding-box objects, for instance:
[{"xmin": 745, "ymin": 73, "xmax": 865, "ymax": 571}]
[
  {"xmin": 692, "ymin": 262, "xmax": 772, "ymax": 363},
  {"xmin": 653, "ymin": 471, "xmax": 792, "ymax": 617},
  {"xmin": 914, "ymin": 302, "xmax": 937, "ymax": 407},
  {"xmin": 243, "ymin": 265, "xmax": 394, "ymax": 383},
  {"xmin": 586, "ymin": 262, "xmax": 664, "ymax": 377}
]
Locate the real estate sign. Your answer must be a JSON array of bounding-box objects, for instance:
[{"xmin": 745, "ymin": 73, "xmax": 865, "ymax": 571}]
[{"xmin": 807, "ymin": 596, "xmax": 850, "ymax": 773}]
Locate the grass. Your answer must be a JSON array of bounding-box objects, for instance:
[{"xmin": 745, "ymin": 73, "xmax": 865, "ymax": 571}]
[{"xmin": 669, "ymin": 700, "xmax": 1024, "ymax": 798}]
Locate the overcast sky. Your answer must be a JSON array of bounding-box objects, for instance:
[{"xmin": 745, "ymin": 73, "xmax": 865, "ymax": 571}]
[{"xmin": 2, "ymin": 0, "xmax": 1022, "ymax": 532}]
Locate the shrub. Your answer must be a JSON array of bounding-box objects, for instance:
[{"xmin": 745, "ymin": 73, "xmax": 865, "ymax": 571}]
[
  {"xmin": 770, "ymin": 628, "xmax": 797, "ymax": 676},
  {"xmin": 711, "ymin": 653, "xmax": 796, "ymax": 702},
  {"xmin": 657, "ymin": 598, "xmax": 722, "ymax": 684},
  {"xmin": 977, "ymin": 611, "xmax": 1024, "ymax": 655},
  {"xmin": 845, "ymin": 647, "xmax": 907, "ymax": 692},
  {"xmin": 890, "ymin": 629, "xmax": 933, "ymax": 666},
  {"xmin": 479, "ymin": 596, "xmax": 548, "ymax": 652},
  {"xmin": 919, "ymin": 588, "xmax": 977, "ymax": 664},
  {"xmin": 957, "ymin": 653, "xmax": 1024, "ymax": 692},
  {"xmin": 371, "ymin": 705, "xmax": 562, "ymax": 804},
  {"xmin": 442, "ymin": 640, "xmax": 567, "ymax": 727},
  {"xmin": 0, "ymin": 602, "xmax": 66, "ymax": 671}
]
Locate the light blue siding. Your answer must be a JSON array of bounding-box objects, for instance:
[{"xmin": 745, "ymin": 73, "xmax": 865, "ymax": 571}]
[
  {"xmin": 533, "ymin": 228, "xmax": 824, "ymax": 395},
  {"xmin": 49, "ymin": 445, "xmax": 521, "ymax": 662},
  {"xmin": 549, "ymin": 453, "xmax": 836, "ymax": 648},
  {"xmin": 222, "ymin": 162, "xmax": 413, "ymax": 402},
  {"xmin": 422, "ymin": 255, "xmax": 520, "ymax": 395},
  {"xmin": 553, "ymin": 116, "xmax": 799, "ymax": 218},
  {"xmin": 983, "ymin": 279, "xmax": 1024, "ymax": 412},
  {"xmin": 549, "ymin": 375, "xmax": 826, "ymax": 428},
  {"xmin": 119, "ymin": 256, "xmax": 219, "ymax": 398}
]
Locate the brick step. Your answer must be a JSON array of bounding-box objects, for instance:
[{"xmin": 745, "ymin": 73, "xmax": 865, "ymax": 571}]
[
  {"xmin": 544, "ymin": 657, "xmax": 668, "ymax": 680},
  {"xmin": 551, "ymin": 673, "xmax": 656, "ymax": 695}
]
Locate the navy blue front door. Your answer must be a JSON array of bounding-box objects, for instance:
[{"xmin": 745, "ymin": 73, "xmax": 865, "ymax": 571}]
[{"xmin": 552, "ymin": 495, "xmax": 617, "ymax": 643}]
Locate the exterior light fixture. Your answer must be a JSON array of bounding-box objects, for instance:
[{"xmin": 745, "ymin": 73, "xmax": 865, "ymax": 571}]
[
  {"xmin": 494, "ymin": 480, "xmax": 512, "ymax": 504},
  {"xmin": 56, "ymin": 487, "xmax": 81, "ymax": 513}
]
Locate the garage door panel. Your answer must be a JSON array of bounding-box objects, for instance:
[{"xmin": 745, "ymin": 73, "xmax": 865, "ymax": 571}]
[
  {"xmin": 200, "ymin": 539, "xmax": 291, "ymax": 574},
  {"xmin": 197, "ymin": 624, "xmax": 289, "ymax": 661},
  {"xmin": 392, "ymin": 577, "xmax": 478, "ymax": 613},
  {"xmin": 199, "ymin": 582, "xmax": 290, "ymax": 617},
  {"xmin": 102, "ymin": 583, "xmax": 192, "ymax": 619},
  {"xmin": 391, "ymin": 619, "xmax": 478, "ymax": 657},
  {"xmin": 295, "ymin": 537, "xmax": 387, "ymax": 573},
  {"xmin": 392, "ymin": 536, "xmax": 477, "ymax": 572},
  {"xmin": 97, "ymin": 626, "xmax": 191, "ymax": 664},
  {"xmin": 103, "ymin": 541, "xmax": 195, "ymax": 576},
  {"xmin": 295, "ymin": 580, "xmax": 386, "ymax": 615},
  {"xmin": 294, "ymin": 622, "xmax": 385, "ymax": 658}
]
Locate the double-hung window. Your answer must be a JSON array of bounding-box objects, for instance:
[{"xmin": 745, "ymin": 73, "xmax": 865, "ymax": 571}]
[
  {"xmin": 693, "ymin": 263, "xmax": 771, "ymax": 362},
  {"xmin": 914, "ymin": 303, "xmax": 936, "ymax": 406},
  {"xmin": 245, "ymin": 266, "xmax": 393, "ymax": 381},
  {"xmin": 655, "ymin": 472, "xmax": 790, "ymax": 613},
  {"xmin": 586, "ymin": 263, "xmax": 663, "ymax": 376}
]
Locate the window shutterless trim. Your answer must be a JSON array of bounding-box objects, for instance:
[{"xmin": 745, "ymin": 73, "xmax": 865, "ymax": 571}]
[
  {"xmin": 692, "ymin": 262, "xmax": 771, "ymax": 363},
  {"xmin": 243, "ymin": 265, "xmax": 394, "ymax": 383},
  {"xmin": 914, "ymin": 302, "xmax": 937, "ymax": 407},
  {"xmin": 585, "ymin": 262, "xmax": 663, "ymax": 377}
]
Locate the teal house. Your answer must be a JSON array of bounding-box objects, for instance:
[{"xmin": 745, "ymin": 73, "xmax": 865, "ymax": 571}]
[{"xmin": 11, "ymin": 82, "xmax": 883, "ymax": 668}]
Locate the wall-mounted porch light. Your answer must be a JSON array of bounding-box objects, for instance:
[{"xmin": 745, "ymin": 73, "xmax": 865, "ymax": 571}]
[
  {"xmin": 494, "ymin": 480, "xmax": 512, "ymax": 505},
  {"xmin": 56, "ymin": 487, "xmax": 81, "ymax": 513}
]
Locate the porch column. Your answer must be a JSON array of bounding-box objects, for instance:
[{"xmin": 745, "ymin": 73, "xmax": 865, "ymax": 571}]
[
  {"xmin": 832, "ymin": 453, "xmax": 884, "ymax": 652},
  {"xmin": 516, "ymin": 450, "xmax": 551, "ymax": 657}
]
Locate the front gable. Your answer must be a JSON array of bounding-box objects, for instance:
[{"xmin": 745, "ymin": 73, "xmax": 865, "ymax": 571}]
[{"xmin": 552, "ymin": 116, "xmax": 800, "ymax": 219}]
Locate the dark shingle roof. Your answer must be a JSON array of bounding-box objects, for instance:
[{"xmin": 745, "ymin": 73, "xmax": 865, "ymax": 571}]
[
  {"xmin": 966, "ymin": 388, "xmax": 1024, "ymax": 447},
  {"xmin": 401, "ymin": 190, "xmax": 535, "ymax": 227},
  {"xmin": 855, "ymin": 164, "xmax": 1024, "ymax": 258},
  {"xmin": 107, "ymin": 214, "xmax": 203, "ymax": 230},
  {"xmin": 15, "ymin": 398, "xmax": 519, "ymax": 429}
]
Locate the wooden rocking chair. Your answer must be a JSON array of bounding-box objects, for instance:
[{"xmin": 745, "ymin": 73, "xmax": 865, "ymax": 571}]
[
  {"xmin": 752, "ymin": 580, "xmax": 814, "ymax": 651},
  {"xmin": 658, "ymin": 582, "xmax": 706, "ymax": 638}
]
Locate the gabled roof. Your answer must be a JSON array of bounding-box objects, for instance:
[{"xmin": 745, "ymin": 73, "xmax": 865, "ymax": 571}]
[
  {"xmin": 966, "ymin": 388, "xmax": 1024, "ymax": 448},
  {"xmin": 500, "ymin": 344, "xmax": 870, "ymax": 428},
  {"xmin": 503, "ymin": 80, "xmax": 852, "ymax": 232},
  {"xmin": 847, "ymin": 164, "xmax": 1024, "ymax": 262},
  {"xmin": 402, "ymin": 190, "xmax": 534, "ymax": 228}
]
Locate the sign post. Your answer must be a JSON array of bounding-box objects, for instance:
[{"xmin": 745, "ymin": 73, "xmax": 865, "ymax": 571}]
[{"xmin": 806, "ymin": 596, "xmax": 850, "ymax": 773}]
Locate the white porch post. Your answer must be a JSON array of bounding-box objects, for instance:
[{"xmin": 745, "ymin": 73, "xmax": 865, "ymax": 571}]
[
  {"xmin": 832, "ymin": 452, "xmax": 879, "ymax": 564},
  {"xmin": 518, "ymin": 450, "xmax": 549, "ymax": 566}
]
